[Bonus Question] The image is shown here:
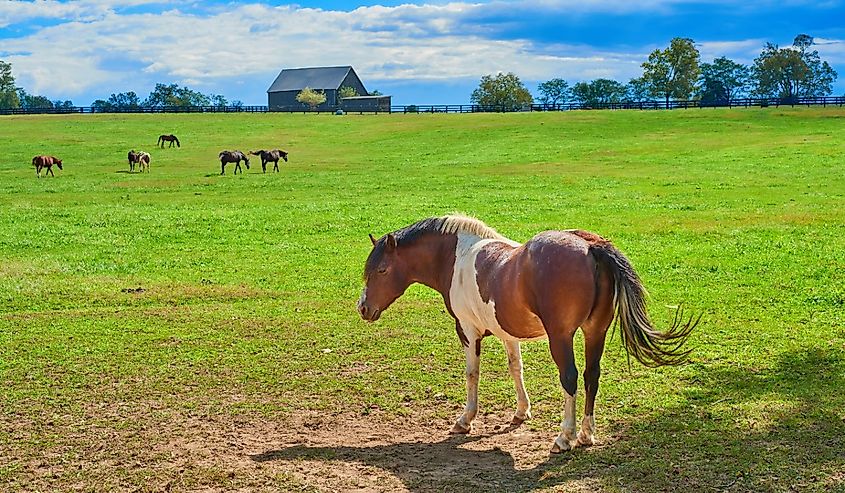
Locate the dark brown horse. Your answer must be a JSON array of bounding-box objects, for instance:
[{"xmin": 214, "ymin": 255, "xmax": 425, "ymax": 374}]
[
  {"xmin": 249, "ymin": 149, "xmax": 288, "ymax": 173},
  {"xmin": 358, "ymin": 215, "xmax": 698, "ymax": 453},
  {"xmin": 127, "ymin": 150, "xmax": 150, "ymax": 172},
  {"xmin": 157, "ymin": 134, "xmax": 180, "ymax": 148},
  {"xmin": 219, "ymin": 150, "xmax": 250, "ymax": 175},
  {"xmin": 32, "ymin": 155, "xmax": 63, "ymax": 178}
]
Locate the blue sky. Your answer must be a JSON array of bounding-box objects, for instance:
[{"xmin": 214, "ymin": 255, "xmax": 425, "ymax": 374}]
[{"xmin": 1, "ymin": 1, "xmax": 844, "ymax": 105}]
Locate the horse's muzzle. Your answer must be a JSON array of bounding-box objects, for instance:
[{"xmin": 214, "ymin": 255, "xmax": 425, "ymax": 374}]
[{"xmin": 357, "ymin": 298, "xmax": 381, "ymax": 322}]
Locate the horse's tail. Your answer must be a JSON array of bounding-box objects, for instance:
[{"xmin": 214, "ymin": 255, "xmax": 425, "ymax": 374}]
[
  {"xmin": 157, "ymin": 135, "xmax": 162, "ymax": 144},
  {"xmin": 32, "ymin": 156, "xmax": 37, "ymax": 165},
  {"xmin": 589, "ymin": 239, "xmax": 698, "ymax": 368}
]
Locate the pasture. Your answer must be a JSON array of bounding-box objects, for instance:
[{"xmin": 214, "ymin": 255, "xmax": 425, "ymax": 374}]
[{"xmin": 1, "ymin": 109, "xmax": 843, "ymax": 492}]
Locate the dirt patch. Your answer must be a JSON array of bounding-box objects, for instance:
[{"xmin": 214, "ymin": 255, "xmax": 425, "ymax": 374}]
[{"xmin": 3, "ymin": 406, "xmax": 607, "ymax": 492}]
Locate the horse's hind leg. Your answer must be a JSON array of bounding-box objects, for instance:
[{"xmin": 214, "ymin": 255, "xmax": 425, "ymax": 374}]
[
  {"xmin": 576, "ymin": 267, "xmax": 614, "ymax": 447},
  {"xmin": 548, "ymin": 330, "xmax": 579, "ymax": 453},
  {"xmin": 504, "ymin": 340, "xmax": 531, "ymax": 425},
  {"xmin": 220, "ymin": 163, "xmax": 226, "ymax": 175}
]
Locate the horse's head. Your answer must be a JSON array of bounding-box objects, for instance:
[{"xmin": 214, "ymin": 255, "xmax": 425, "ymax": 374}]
[
  {"xmin": 243, "ymin": 154, "xmax": 250, "ymax": 168},
  {"xmin": 358, "ymin": 233, "xmax": 414, "ymax": 322},
  {"xmin": 281, "ymin": 151, "xmax": 289, "ymax": 162},
  {"xmin": 55, "ymin": 158, "xmax": 63, "ymax": 170}
]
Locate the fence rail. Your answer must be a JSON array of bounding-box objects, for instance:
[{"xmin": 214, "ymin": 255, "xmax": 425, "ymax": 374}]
[{"xmin": 2, "ymin": 96, "xmax": 845, "ymax": 116}]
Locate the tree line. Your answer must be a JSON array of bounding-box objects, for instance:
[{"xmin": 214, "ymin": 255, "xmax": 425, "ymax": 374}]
[
  {"xmin": 0, "ymin": 60, "xmax": 239, "ymax": 110},
  {"xmin": 471, "ymin": 34, "xmax": 839, "ymax": 109}
]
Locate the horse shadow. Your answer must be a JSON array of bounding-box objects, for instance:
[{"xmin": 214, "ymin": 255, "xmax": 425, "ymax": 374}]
[
  {"xmin": 252, "ymin": 424, "xmax": 563, "ymax": 492},
  {"xmin": 252, "ymin": 348, "xmax": 845, "ymax": 491}
]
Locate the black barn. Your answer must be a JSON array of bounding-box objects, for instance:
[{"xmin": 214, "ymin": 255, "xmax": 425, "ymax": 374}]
[{"xmin": 267, "ymin": 66, "xmax": 372, "ymax": 111}]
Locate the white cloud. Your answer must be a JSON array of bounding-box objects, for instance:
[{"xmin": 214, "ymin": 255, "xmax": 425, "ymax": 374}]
[{"xmin": 1, "ymin": 1, "xmax": 842, "ymax": 101}]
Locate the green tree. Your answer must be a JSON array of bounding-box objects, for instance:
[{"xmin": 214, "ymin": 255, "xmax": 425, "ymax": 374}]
[
  {"xmin": 470, "ymin": 72, "xmax": 533, "ymax": 110},
  {"xmin": 641, "ymin": 37, "xmax": 701, "ymax": 105},
  {"xmin": 143, "ymin": 83, "xmax": 212, "ymax": 107},
  {"xmin": 571, "ymin": 79, "xmax": 627, "ymax": 107},
  {"xmin": 752, "ymin": 43, "xmax": 807, "ymax": 99},
  {"xmin": 211, "ymin": 94, "xmax": 228, "ymax": 107},
  {"xmin": 698, "ymin": 56, "xmax": 750, "ymax": 103},
  {"xmin": 338, "ymin": 86, "xmax": 359, "ymax": 99},
  {"xmin": 0, "ymin": 60, "xmax": 21, "ymax": 109},
  {"xmin": 625, "ymin": 77, "xmax": 652, "ymax": 102},
  {"xmin": 751, "ymin": 35, "xmax": 837, "ymax": 100},
  {"xmin": 792, "ymin": 34, "xmax": 837, "ymax": 97},
  {"xmin": 17, "ymin": 89, "xmax": 53, "ymax": 109},
  {"xmin": 296, "ymin": 87, "xmax": 326, "ymax": 110},
  {"xmin": 369, "ymin": 89, "xmax": 383, "ymax": 96},
  {"xmin": 537, "ymin": 78, "xmax": 569, "ymax": 105}
]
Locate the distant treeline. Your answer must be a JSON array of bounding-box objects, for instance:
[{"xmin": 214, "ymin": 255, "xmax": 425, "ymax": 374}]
[
  {"xmin": 472, "ymin": 34, "xmax": 839, "ymax": 110},
  {"xmin": 0, "ymin": 61, "xmax": 241, "ymax": 111}
]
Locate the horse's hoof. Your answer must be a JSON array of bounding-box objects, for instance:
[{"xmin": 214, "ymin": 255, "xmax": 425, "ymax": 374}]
[
  {"xmin": 577, "ymin": 431, "xmax": 594, "ymax": 447},
  {"xmin": 449, "ymin": 421, "xmax": 471, "ymax": 434},
  {"xmin": 550, "ymin": 437, "xmax": 573, "ymax": 454},
  {"xmin": 511, "ymin": 410, "xmax": 531, "ymax": 426}
]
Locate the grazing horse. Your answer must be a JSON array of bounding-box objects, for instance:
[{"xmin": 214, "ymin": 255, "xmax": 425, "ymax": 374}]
[
  {"xmin": 32, "ymin": 155, "xmax": 63, "ymax": 178},
  {"xmin": 136, "ymin": 151, "xmax": 151, "ymax": 173},
  {"xmin": 358, "ymin": 215, "xmax": 698, "ymax": 453},
  {"xmin": 219, "ymin": 150, "xmax": 250, "ymax": 175},
  {"xmin": 157, "ymin": 134, "xmax": 180, "ymax": 148},
  {"xmin": 127, "ymin": 150, "xmax": 150, "ymax": 172},
  {"xmin": 249, "ymin": 149, "xmax": 289, "ymax": 173}
]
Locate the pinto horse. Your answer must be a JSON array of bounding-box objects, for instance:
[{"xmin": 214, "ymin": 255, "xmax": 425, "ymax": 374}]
[
  {"xmin": 358, "ymin": 215, "xmax": 698, "ymax": 453},
  {"xmin": 32, "ymin": 155, "xmax": 63, "ymax": 178},
  {"xmin": 249, "ymin": 149, "xmax": 288, "ymax": 173},
  {"xmin": 219, "ymin": 150, "xmax": 250, "ymax": 175},
  {"xmin": 157, "ymin": 134, "xmax": 180, "ymax": 148},
  {"xmin": 127, "ymin": 150, "xmax": 151, "ymax": 172}
]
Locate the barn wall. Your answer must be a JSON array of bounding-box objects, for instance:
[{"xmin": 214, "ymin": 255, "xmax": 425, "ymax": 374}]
[{"xmin": 269, "ymin": 89, "xmax": 338, "ymax": 111}]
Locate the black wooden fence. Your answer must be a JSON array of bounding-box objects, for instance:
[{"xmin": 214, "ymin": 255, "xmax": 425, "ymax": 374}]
[{"xmin": 2, "ymin": 96, "xmax": 844, "ymax": 116}]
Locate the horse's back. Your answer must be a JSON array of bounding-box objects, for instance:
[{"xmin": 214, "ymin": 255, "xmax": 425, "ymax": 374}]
[
  {"xmin": 473, "ymin": 231, "xmax": 599, "ymax": 334},
  {"xmin": 522, "ymin": 231, "xmax": 600, "ymax": 328}
]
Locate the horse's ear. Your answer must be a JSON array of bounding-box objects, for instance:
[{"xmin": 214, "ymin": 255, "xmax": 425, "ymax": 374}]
[
  {"xmin": 385, "ymin": 234, "xmax": 397, "ymax": 251},
  {"xmin": 369, "ymin": 233, "xmax": 377, "ymax": 245}
]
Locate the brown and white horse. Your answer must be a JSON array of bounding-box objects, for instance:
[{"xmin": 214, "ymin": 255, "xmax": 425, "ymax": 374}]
[
  {"xmin": 32, "ymin": 155, "xmax": 63, "ymax": 178},
  {"xmin": 127, "ymin": 150, "xmax": 151, "ymax": 172},
  {"xmin": 358, "ymin": 215, "xmax": 697, "ymax": 453}
]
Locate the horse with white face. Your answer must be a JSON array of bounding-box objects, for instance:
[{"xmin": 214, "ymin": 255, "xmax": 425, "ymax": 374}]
[{"xmin": 358, "ymin": 215, "xmax": 697, "ymax": 453}]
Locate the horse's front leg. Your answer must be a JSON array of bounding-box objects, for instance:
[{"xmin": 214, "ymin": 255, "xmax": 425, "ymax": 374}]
[
  {"xmin": 504, "ymin": 340, "xmax": 531, "ymax": 425},
  {"xmin": 451, "ymin": 324, "xmax": 481, "ymax": 434},
  {"xmin": 273, "ymin": 161, "xmax": 279, "ymax": 172}
]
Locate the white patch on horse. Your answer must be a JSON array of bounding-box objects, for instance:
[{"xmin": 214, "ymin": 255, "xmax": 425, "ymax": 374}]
[{"xmin": 449, "ymin": 232, "xmax": 545, "ymax": 343}]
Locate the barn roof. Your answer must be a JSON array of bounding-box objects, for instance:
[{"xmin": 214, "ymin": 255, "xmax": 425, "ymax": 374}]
[{"xmin": 267, "ymin": 66, "xmax": 354, "ymax": 93}]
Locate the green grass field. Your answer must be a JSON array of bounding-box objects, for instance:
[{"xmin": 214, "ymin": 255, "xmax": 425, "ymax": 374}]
[{"xmin": 1, "ymin": 109, "xmax": 844, "ymax": 492}]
